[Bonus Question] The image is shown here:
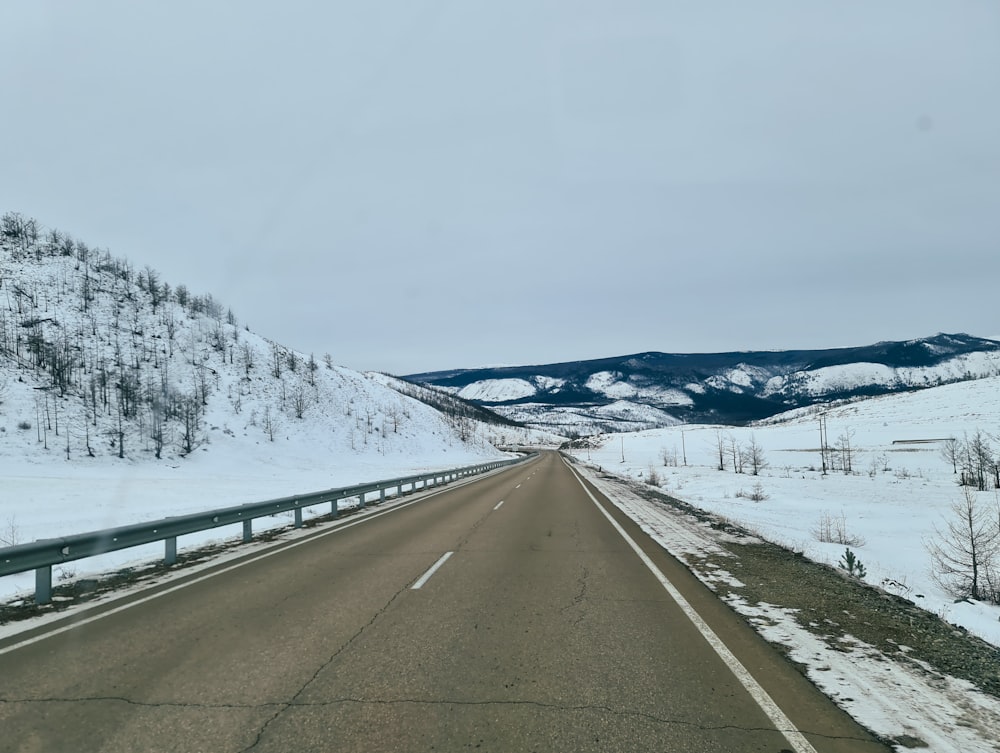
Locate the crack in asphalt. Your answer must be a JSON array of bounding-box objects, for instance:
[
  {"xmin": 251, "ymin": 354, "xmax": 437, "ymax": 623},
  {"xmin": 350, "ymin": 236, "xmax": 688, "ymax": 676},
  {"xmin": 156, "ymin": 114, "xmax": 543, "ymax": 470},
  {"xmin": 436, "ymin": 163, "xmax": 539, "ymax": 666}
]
[
  {"xmin": 235, "ymin": 571, "xmax": 417, "ymax": 752},
  {"xmin": 0, "ymin": 694, "xmax": 881, "ymax": 745},
  {"xmin": 558, "ymin": 565, "xmax": 590, "ymax": 625}
]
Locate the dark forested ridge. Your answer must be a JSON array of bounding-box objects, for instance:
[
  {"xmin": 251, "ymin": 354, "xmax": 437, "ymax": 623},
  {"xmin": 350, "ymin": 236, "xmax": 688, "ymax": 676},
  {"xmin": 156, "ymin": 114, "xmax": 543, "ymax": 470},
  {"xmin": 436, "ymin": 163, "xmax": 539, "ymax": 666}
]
[{"xmin": 407, "ymin": 334, "xmax": 1000, "ymax": 433}]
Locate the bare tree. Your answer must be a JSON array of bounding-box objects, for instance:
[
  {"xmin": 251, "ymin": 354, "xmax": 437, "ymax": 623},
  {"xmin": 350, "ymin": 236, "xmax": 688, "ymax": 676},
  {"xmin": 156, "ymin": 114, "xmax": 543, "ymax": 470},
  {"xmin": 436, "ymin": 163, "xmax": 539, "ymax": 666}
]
[
  {"xmin": 818, "ymin": 413, "xmax": 830, "ymax": 475},
  {"xmin": 728, "ymin": 434, "xmax": 744, "ymax": 474},
  {"xmin": 178, "ymin": 394, "xmax": 201, "ymax": 456},
  {"xmin": 164, "ymin": 311, "xmax": 177, "ymax": 356},
  {"xmin": 387, "ymin": 405, "xmax": 401, "ymax": 433},
  {"xmin": 0, "ymin": 515, "xmax": 21, "ymax": 547},
  {"xmin": 926, "ymin": 486, "xmax": 1000, "ymax": 602},
  {"xmin": 292, "ymin": 386, "xmax": 308, "ymax": 419},
  {"xmin": 150, "ymin": 394, "xmax": 166, "ymax": 459},
  {"xmin": 271, "ymin": 343, "xmax": 283, "ymax": 378},
  {"xmin": 967, "ymin": 430, "xmax": 993, "ymax": 491},
  {"xmin": 144, "ymin": 265, "xmax": 162, "ymax": 312},
  {"xmin": 744, "ymin": 434, "xmax": 767, "ymax": 476},
  {"xmin": 835, "ymin": 428, "xmax": 857, "ymax": 474},
  {"xmin": 114, "ymin": 387, "xmax": 126, "ymax": 458},
  {"xmin": 210, "ymin": 320, "xmax": 226, "ymax": 355},
  {"xmin": 940, "ymin": 437, "xmax": 961, "ymax": 475},
  {"xmin": 661, "ymin": 446, "xmax": 678, "ymax": 467},
  {"xmin": 307, "ymin": 353, "xmax": 318, "ymax": 386},
  {"xmin": 194, "ymin": 362, "xmax": 210, "ymax": 406},
  {"xmin": 240, "ymin": 342, "xmax": 255, "ymax": 376},
  {"xmin": 263, "ymin": 405, "xmax": 275, "ymax": 442},
  {"xmin": 714, "ymin": 430, "xmax": 726, "ymax": 471}
]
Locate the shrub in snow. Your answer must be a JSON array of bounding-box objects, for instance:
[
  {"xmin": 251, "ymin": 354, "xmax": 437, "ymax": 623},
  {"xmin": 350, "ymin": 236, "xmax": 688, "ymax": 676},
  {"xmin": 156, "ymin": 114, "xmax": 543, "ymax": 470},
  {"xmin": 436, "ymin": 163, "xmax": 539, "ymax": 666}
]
[
  {"xmin": 735, "ymin": 482, "xmax": 768, "ymax": 502},
  {"xmin": 646, "ymin": 466, "xmax": 661, "ymax": 487},
  {"xmin": 0, "ymin": 516, "xmax": 20, "ymax": 547},
  {"xmin": 812, "ymin": 510, "xmax": 866, "ymax": 547}
]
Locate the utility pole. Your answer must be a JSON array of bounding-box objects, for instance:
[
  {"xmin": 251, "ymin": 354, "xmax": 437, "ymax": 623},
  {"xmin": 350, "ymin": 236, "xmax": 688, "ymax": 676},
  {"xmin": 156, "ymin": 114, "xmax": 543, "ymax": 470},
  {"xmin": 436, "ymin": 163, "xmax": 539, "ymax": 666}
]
[
  {"xmin": 681, "ymin": 429, "xmax": 688, "ymax": 466},
  {"xmin": 819, "ymin": 414, "xmax": 828, "ymax": 475}
]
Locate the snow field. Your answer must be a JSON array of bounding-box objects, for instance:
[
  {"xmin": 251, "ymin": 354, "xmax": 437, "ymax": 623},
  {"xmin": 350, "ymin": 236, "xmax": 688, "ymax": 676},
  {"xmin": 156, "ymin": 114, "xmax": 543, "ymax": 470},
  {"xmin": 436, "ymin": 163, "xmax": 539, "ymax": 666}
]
[{"xmin": 576, "ymin": 376, "xmax": 1000, "ymax": 647}]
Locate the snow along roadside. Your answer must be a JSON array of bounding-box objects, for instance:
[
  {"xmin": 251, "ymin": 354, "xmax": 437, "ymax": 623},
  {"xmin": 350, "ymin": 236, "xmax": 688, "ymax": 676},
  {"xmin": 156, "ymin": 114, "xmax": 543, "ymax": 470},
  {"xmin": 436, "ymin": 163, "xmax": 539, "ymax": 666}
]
[{"xmin": 569, "ymin": 459, "xmax": 1000, "ymax": 753}]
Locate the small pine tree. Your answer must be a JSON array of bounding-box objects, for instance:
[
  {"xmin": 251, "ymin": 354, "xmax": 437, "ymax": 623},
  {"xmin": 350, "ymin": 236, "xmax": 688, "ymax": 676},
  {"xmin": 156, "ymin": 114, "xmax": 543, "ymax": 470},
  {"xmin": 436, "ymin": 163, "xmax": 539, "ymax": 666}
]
[{"xmin": 839, "ymin": 547, "xmax": 867, "ymax": 579}]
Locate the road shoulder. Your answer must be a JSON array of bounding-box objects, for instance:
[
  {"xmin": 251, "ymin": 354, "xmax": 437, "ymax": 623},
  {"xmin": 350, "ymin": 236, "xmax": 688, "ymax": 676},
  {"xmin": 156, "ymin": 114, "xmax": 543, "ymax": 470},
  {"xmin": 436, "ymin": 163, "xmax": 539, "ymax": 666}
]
[{"xmin": 567, "ymin": 455, "xmax": 1000, "ymax": 753}]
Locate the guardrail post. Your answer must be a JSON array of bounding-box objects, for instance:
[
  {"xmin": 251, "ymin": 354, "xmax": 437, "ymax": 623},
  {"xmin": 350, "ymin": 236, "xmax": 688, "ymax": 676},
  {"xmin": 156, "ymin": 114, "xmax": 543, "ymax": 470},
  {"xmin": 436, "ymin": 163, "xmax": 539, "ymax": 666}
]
[
  {"xmin": 242, "ymin": 519, "xmax": 253, "ymax": 543},
  {"xmin": 36, "ymin": 565, "xmax": 52, "ymax": 605},
  {"xmin": 332, "ymin": 498, "xmax": 339, "ymax": 518},
  {"xmin": 165, "ymin": 537, "xmax": 177, "ymax": 565},
  {"xmin": 358, "ymin": 493, "xmax": 365, "ymax": 509},
  {"xmin": 294, "ymin": 508, "xmax": 303, "ymax": 528},
  {"xmin": 380, "ymin": 488, "xmax": 386, "ymax": 503}
]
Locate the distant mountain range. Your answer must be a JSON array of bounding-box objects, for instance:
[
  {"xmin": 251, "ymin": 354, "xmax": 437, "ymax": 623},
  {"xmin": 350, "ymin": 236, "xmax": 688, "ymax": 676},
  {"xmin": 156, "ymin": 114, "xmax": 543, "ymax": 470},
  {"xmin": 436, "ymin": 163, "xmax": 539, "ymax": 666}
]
[{"xmin": 405, "ymin": 334, "xmax": 1000, "ymax": 434}]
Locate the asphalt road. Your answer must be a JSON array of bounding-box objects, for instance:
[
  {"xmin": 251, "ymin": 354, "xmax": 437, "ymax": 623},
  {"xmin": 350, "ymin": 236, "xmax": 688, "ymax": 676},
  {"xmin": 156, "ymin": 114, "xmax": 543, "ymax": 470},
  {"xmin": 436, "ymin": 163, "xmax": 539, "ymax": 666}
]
[{"xmin": 0, "ymin": 451, "xmax": 890, "ymax": 752}]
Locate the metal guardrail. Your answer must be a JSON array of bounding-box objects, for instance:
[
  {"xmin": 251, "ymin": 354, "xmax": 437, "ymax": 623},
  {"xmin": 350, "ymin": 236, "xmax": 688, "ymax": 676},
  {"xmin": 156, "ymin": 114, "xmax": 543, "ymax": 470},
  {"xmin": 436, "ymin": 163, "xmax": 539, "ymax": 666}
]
[{"xmin": 1, "ymin": 453, "xmax": 536, "ymax": 605}]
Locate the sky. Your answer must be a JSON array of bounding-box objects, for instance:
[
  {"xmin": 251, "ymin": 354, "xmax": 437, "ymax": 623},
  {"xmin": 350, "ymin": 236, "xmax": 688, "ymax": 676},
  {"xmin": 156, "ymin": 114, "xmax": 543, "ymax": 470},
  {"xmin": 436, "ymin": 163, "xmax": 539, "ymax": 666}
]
[{"xmin": 2, "ymin": 1, "xmax": 999, "ymax": 375}]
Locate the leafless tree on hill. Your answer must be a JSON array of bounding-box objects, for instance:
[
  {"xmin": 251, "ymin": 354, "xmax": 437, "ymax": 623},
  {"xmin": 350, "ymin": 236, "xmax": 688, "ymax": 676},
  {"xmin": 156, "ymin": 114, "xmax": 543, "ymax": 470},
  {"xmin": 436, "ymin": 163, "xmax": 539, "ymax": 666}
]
[
  {"xmin": 713, "ymin": 430, "xmax": 726, "ymax": 471},
  {"xmin": 728, "ymin": 434, "xmax": 744, "ymax": 474},
  {"xmin": 744, "ymin": 434, "xmax": 767, "ymax": 476},
  {"xmin": 940, "ymin": 437, "xmax": 961, "ymax": 475},
  {"xmin": 927, "ymin": 486, "xmax": 1000, "ymax": 603}
]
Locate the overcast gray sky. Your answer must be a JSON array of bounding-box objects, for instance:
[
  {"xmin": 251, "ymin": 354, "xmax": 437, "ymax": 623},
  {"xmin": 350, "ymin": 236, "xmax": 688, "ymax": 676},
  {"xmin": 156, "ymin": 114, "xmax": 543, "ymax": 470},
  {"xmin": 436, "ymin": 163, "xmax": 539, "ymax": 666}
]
[{"xmin": 3, "ymin": 1, "xmax": 999, "ymax": 374}]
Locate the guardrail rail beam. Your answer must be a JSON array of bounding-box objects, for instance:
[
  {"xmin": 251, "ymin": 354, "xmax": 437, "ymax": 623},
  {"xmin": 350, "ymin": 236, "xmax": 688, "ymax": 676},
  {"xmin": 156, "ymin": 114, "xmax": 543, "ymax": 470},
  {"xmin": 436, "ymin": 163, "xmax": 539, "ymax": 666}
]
[{"xmin": 0, "ymin": 453, "xmax": 537, "ymax": 606}]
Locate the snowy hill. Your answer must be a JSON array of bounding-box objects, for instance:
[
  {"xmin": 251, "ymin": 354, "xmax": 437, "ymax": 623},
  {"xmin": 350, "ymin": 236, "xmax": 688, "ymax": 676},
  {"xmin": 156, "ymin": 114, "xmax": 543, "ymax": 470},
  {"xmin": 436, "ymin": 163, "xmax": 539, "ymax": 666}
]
[
  {"xmin": 569, "ymin": 374, "xmax": 1000, "ymax": 646},
  {"xmin": 408, "ymin": 334, "xmax": 1000, "ymax": 434},
  {"xmin": 0, "ymin": 212, "xmax": 528, "ymax": 482}
]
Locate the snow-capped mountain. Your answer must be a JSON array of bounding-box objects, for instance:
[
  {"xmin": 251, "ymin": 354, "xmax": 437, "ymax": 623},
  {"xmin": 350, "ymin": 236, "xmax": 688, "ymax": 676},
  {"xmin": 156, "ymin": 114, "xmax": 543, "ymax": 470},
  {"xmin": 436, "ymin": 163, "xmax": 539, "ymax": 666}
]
[
  {"xmin": 0, "ymin": 212, "xmax": 533, "ymax": 470},
  {"xmin": 405, "ymin": 334, "xmax": 1000, "ymax": 434}
]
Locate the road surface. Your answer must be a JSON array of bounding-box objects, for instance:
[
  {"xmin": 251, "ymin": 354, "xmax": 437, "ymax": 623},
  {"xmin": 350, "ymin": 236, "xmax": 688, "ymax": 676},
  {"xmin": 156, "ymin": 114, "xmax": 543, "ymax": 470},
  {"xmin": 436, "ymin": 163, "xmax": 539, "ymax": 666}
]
[{"xmin": 0, "ymin": 451, "xmax": 889, "ymax": 752}]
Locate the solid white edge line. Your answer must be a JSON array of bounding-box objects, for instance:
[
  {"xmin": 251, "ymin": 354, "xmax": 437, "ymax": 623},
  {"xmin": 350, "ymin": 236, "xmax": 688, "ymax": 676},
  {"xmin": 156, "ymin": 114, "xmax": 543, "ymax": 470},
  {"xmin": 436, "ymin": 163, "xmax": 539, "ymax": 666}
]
[
  {"xmin": 0, "ymin": 469, "xmax": 503, "ymax": 656},
  {"xmin": 494, "ymin": 500, "xmax": 505, "ymax": 510},
  {"xmin": 411, "ymin": 551, "xmax": 454, "ymax": 590},
  {"xmin": 564, "ymin": 459, "xmax": 819, "ymax": 753}
]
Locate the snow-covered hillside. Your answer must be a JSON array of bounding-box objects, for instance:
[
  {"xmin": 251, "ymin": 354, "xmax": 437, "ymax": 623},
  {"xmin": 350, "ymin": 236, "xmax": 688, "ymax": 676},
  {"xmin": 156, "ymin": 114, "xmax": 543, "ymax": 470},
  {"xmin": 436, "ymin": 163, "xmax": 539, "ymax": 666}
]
[
  {"xmin": 0, "ymin": 214, "xmax": 549, "ymax": 585},
  {"xmin": 761, "ymin": 351, "xmax": 1000, "ymax": 398},
  {"xmin": 570, "ymin": 375, "xmax": 1000, "ymax": 647},
  {"xmin": 0, "ymin": 214, "xmax": 517, "ymax": 468}
]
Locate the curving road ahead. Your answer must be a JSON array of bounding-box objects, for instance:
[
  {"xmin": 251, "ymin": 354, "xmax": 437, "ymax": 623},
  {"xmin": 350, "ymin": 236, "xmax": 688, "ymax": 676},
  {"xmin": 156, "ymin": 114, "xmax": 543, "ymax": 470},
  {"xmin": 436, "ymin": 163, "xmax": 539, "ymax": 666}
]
[{"xmin": 0, "ymin": 451, "xmax": 890, "ymax": 752}]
